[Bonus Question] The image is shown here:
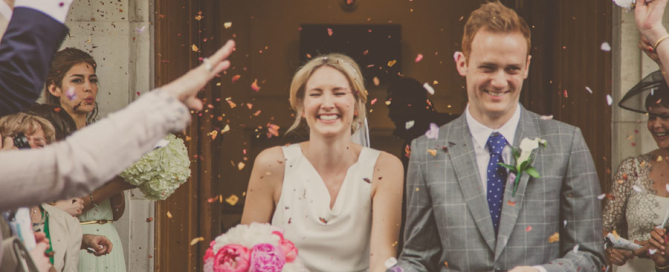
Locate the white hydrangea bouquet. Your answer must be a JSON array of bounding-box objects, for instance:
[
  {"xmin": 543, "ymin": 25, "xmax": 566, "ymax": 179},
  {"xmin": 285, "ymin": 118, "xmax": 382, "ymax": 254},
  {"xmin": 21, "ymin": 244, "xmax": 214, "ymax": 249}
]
[
  {"xmin": 120, "ymin": 134, "xmax": 191, "ymax": 200},
  {"xmin": 204, "ymin": 223, "xmax": 307, "ymax": 272}
]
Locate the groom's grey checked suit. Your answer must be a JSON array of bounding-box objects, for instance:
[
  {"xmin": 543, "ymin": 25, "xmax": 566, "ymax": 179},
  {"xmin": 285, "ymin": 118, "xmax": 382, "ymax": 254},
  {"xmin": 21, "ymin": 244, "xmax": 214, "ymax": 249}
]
[{"xmin": 395, "ymin": 106, "xmax": 606, "ymax": 272}]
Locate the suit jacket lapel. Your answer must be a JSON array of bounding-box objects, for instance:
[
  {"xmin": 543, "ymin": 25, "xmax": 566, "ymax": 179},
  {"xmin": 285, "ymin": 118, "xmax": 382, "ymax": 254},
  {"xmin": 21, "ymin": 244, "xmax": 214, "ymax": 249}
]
[
  {"xmin": 494, "ymin": 106, "xmax": 540, "ymax": 260},
  {"xmin": 448, "ymin": 116, "xmax": 496, "ymax": 252}
]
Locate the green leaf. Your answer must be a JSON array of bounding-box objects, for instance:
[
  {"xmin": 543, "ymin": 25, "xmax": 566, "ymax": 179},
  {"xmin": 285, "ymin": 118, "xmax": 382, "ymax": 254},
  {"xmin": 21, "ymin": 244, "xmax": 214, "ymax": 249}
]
[
  {"xmin": 498, "ymin": 162, "xmax": 516, "ymax": 171},
  {"xmin": 525, "ymin": 167, "xmax": 541, "ymax": 178},
  {"xmin": 511, "ymin": 146, "xmax": 521, "ymax": 158},
  {"xmin": 519, "ymin": 160, "xmax": 529, "ymax": 171}
]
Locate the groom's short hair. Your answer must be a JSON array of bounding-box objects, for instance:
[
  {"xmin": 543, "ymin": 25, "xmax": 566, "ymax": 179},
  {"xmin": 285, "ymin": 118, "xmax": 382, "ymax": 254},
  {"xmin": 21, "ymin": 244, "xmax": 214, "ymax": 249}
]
[{"xmin": 461, "ymin": 1, "xmax": 531, "ymax": 61}]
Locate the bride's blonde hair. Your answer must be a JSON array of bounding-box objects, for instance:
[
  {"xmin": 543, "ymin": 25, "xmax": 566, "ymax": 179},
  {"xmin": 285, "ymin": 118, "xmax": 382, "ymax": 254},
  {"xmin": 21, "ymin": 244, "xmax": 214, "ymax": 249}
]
[{"xmin": 287, "ymin": 53, "xmax": 367, "ymax": 135}]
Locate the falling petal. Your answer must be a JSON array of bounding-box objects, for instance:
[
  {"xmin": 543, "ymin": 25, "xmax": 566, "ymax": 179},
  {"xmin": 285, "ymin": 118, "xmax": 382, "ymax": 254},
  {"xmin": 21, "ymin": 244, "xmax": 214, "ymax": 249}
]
[
  {"xmin": 423, "ymin": 82, "xmax": 435, "ymax": 95},
  {"xmin": 507, "ymin": 200, "xmax": 516, "ymax": 206},
  {"xmin": 191, "ymin": 44, "xmax": 199, "ymax": 52},
  {"xmin": 384, "ymin": 257, "xmax": 398, "ymax": 269},
  {"xmin": 221, "ymin": 124, "xmax": 230, "ymax": 134},
  {"xmin": 231, "ymin": 74, "xmax": 241, "ymax": 84},
  {"xmin": 665, "ymin": 184, "xmax": 669, "ymax": 192},
  {"xmin": 526, "ymin": 226, "xmax": 532, "ymax": 232},
  {"xmin": 268, "ymin": 123, "xmax": 280, "ymax": 138},
  {"xmin": 223, "ymin": 22, "xmax": 232, "ymax": 29},
  {"xmin": 387, "ymin": 60, "xmax": 397, "ymax": 67},
  {"xmin": 597, "ymin": 194, "xmax": 606, "ymax": 200},
  {"xmin": 167, "ymin": 211, "xmax": 172, "ymax": 219},
  {"xmin": 563, "ymin": 220, "xmax": 568, "ymax": 227},
  {"xmin": 405, "ymin": 120, "xmax": 415, "ymax": 130},
  {"xmin": 238, "ymin": 162, "xmax": 245, "ymax": 171},
  {"xmin": 427, "ymin": 149, "xmax": 437, "ymax": 157},
  {"xmin": 327, "ymin": 28, "xmax": 333, "ymax": 36},
  {"xmin": 425, "ymin": 123, "xmax": 439, "ymax": 139},
  {"xmin": 585, "ymin": 86, "xmax": 593, "ymax": 94},
  {"xmin": 251, "ymin": 79, "xmax": 261, "ymax": 92},
  {"xmin": 373, "ymin": 77, "xmax": 380, "ymax": 86},
  {"xmin": 548, "ymin": 232, "xmax": 560, "ymax": 243},
  {"xmin": 601, "ymin": 42, "xmax": 611, "ymax": 52},
  {"xmin": 371, "ymin": 98, "xmax": 378, "ymax": 105},
  {"xmin": 415, "ymin": 54, "xmax": 423, "ymax": 62},
  {"xmin": 540, "ymin": 115, "xmax": 553, "ymax": 120},
  {"xmin": 135, "ymin": 25, "xmax": 147, "ymax": 33},
  {"xmin": 563, "ymin": 90, "xmax": 568, "ymax": 98},
  {"xmin": 606, "ymin": 95, "xmax": 613, "ymax": 106},
  {"xmin": 225, "ymin": 194, "xmax": 239, "ymax": 205},
  {"xmin": 190, "ymin": 237, "xmax": 204, "ymax": 246}
]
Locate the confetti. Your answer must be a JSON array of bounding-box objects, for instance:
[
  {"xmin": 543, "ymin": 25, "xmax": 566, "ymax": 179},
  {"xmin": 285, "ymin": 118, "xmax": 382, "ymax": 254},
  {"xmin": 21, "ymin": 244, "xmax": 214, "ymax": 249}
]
[
  {"xmin": 601, "ymin": 42, "xmax": 611, "ymax": 52},
  {"xmin": 194, "ymin": 14, "xmax": 203, "ymax": 21},
  {"xmin": 405, "ymin": 120, "xmax": 415, "ymax": 130},
  {"xmin": 563, "ymin": 89, "xmax": 568, "ymax": 98},
  {"xmin": 415, "ymin": 54, "xmax": 423, "ymax": 62},
  {"xmin": 585, "ymin": 86, "xmax": 593, "ymax": 94},
  {"xmin": 540, "ymin": 115, "xmax": 553, "ymax": 120},
  {"xmin": 632, "ymin": 185, "xmax": 642, "ymax": 192},
  {"xmin": 54, "ymin": 107, "xmax": 62, "ymax": 113},
  {"xmin": 405, "ymin": 145, "xmax": 411, "ymax": 157},
  {"xmin": 209, "ymin": 130, "xmax": 218, "ymax": 140},
  {"xmin": 564, "ymin": 220, "xmax": 568, "ymax": 227},
  {"xmin": 221, "ymin": 124, "xmax": 230, "ymax": 134},
  {"xmin": 319, "ymin": 217, "xmax": 328, "ymax": 224},
  {"xmin": 623, "ymin": 173, "xmax": 629, "ymax": 180},
  {"xmin": 665, "ymin": 184, "xmax": 669, "ymax": 192},
  {"xmin": 167, "ymin": 211, "xmax": 172, "ymax": 219},
  {"xmin": 251, "ymin": 79, "xmax": 261, "ymax": 92},
  {"xmin": 443, "ymin": 261, "xmax": 449, "ymax": 268},
  {"xmin": 191, "ymin": 44, "xmax": 199, "ymax": 52},
  {"xmin": 225, "ymin": 194, "xmax": 239, "ymax": 206},
  {"xmin": 223, "ymin": 22, "xmax": 232, "ymax": 29},
  {"xmin": 327, "ymin": 28, "xmax": 333, "ymax": 37},
  {"xmin": 384, "ymin": 257, "xmax": 398, "ymax": 269},
  {"xmin": 659, "ymin": 156, "xmax": 664, "ymax": 162},
  {"xmin": 606, "ymin": 95, "xmax": 613, "ymax": 106},
  {"xmin": 190, "ymin": 237, "xmax": 204, "ymax": 246},
  {"xmin": 425, "ymin": 123, "xmax": 439, "ymax": 139},
  {"xmin": 526, "ymin": 226, "xmax": 532, "ymax": 232},
  {"xmin": 373, "ymin": 77, "xmax": 380, "ymax": 86},
  {"xmin": 427, "ymin": 149, "xmax": 437, "ymax": 157},
  {"xmin": 650, "ymin": 248, "xmax": 658, "ymax": 255},
  {"xmin": 507, "ymin": 200, "xmax": 516, "ymax": 206},
  {"xmin": 227, "ymin": 100, "xmax": 237, "ymax": 108},
  {"xmin": 548, "ymin": 232, "xmax": 560, "ymax": 243},
  {"xmin": 415, "ymin": 187, "xmax": 420, "ymax": 192},
  {"xmin": 135, "ymin": 26, "xmax": 147, "ymax": 33},
  {"xmin": 65, "ymin": 87, "xmax": 76, "ymax": 101},
  {"xmin": 267, "ymin": 124, "xmax": 280, "ymax": 138},
  {"xmin": 423, "ymin": 82, "xmax": 435, "ymax": 95},
  {"xmin": 238, "ymin": 162, "xmax": 245, "ymax": 171},
  {"xmin": 363, "ymin": 178, "xmax": 371, "ymax": 183},
  {"xmin": 573, "ymin": 244, "xmax": 580, "ymax": 254},
  {"xmin": 146, "ymin": 217, "xmax": 153, "ymax": 222},
  {"xmin": 387, "ymin": 60, "xmax": 397, "ymax": 67},
  {"xmin": 597, "ymin": 194, "xmax": 606, "ymax": 200},
  {"xmin": 231, "ymin": 75, "xmax": 241, "ymax": 84},
  {"xmin": 371, "ymin": 98, "xmax": 378, "ymax": 105},
  {"xmin": 385, "ymin": 100, "xmax": 391, "ymax": 106}
]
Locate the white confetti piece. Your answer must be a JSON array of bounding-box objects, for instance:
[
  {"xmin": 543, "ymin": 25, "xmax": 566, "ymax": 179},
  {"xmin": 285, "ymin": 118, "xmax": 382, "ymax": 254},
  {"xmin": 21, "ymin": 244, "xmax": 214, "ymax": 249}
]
[
  {"xmin": 405, "ymin": 120, "xmax": 415, "ymax": 130},
  {"xmin": 613, "ymin": 0, "xmax": 635, "ymax": 9},
  {"xmin": 597, "ymin": 194, "xmax": 606, "ymax": 200},
  {"xmin": 135, "ymin": 26, "xmax": 147, "ymax": 33},
  {"xmin": 601, "ymin": 42, "xmax": 611, "ymax": 52},
  {"xmin": 607, "ymin": 95, "xmax": 613, "ymax": 106},
  {"xmin": 540, "ymin": 115, "xmax": 553, "ymax": 120},
  {"xmin": 666, "ymin": 184, "xmax": 669, "ymax": 192},
  {"xmin": 564, "ymin": 220, "xmax": 568, "ymax": 227},
  {"xmin": 585, "ymin": 86, "xmax": 593, "ymax": 94},
  {"xmin": 384, "ymin": 257, "xmax": 398, "ymax": 269},
  {"xmin": 632, "ymin": 185, "xmax": 642, "ymax": 192},
  {"xmin": 423, "ymin": 82, "xmax": 435, "ymax": 95},
  {"xmin": 573, "ymin": 244, "xmax": 580, "ymax": 254},
  {"xmin": 650, "ymin": 248, "xmax": 658, "ymax": 255},
  {"xmin": 223, "ymin": 22, "xmax": 232, "ymax": 29}
]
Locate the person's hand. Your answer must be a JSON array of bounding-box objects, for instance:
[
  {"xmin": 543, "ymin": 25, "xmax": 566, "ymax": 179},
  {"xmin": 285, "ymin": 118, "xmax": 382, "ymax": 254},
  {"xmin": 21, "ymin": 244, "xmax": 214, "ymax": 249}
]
[
  {"xmin": 640, "ymin": 35, "xmax": 662, "ymax": 64},
  {"xmin": 82, "ymin": 234, "xmax": 113, "ymax": 256},
  {"xmin": 508, "ymin": 266, "xmax": 539, "ymax": 272},
  {"xmin": 0, "ymin": 132, "xmax": 16, "ymax": 151},
  {"xmin": 633, "ymin": 239, "xmax": 653, "ymax": 258},
  {"xmin": 30, "ymin": 232, "xmax": 52, "ymax": 272},
  {"xmin": 50, "ymin": 198, "xmax": 84, "ymax": 216},
  {"xmin": 635, "ymin": 0, "xmax": 669, "ymax": 43},
  {"xmin": 161, "ymin": 39, "xmax": 235, "ymax": 111},
  {"xmin": 606, "ymin": 247, "xmax": 635, "ymax": 266}
]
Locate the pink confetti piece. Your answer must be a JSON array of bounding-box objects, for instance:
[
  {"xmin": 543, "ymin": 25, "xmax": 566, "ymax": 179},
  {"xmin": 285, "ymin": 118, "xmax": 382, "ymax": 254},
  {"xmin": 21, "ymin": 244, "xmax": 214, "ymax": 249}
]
[
  {"xmin": 423, "ymin": 82, "xmax": 435, "ymax": 95},
  {"xmin": 371, "ymin": 98, "xmax": 378, "ymax": 105},
  {"xmin": 231, "ymin": 75, "xmax": 241, "ymax": 84},
  {"xmin": 585, "ymin": 86, "xmax": 593, "ymax": 94},
  {"xmin": 415, "ymin": 54, "xmax": 423, "ymax": 62},
  {"xmin": 563, "ymin": 90, "xmax": 568, "ymax": 98},
  {"xmin": 251, "ymin": 79, "xmax": 260, "ymax": 92},
  {"xmin": 600, "ymin": 42, "xmax": 611, "ymax": 52},
  {"xmin": 327, "ymin": 28, "xmax": 333, "ymax": 37},
  {"xmin": 136, "ymin": 92, "xmax": 140, "ymax": 96},
  {"xmin": 526, "ymin": 226, "xmax": 532, "ymax": 232},
  {"xmin": 425, "ymin": 123, "xmax": 439, "ymax": 139},
  {"xmin": 540, "ymin": 115, "xmax": 553, "ymax": 120},
  {"xmin": 606, "ymin": 95, "xmax": 613, "ymax": 106}
]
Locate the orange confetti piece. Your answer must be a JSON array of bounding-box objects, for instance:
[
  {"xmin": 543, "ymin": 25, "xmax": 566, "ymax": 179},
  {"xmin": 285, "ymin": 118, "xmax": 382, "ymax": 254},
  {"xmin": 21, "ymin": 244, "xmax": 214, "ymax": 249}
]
[
  {"xmin": 319, "ymin": 217, "xmax": 328, "ymax": 224},
  {"xmin": 209, "ymin": 130, "xmax": 218, "ymax": 140},
  {"xmin": 622, "ymin": 173, "xmax": 628, "ymax": 180},
  {"xmin": 253, "ymin": 110, "xmax": 262, "ymax": 116},
  {"xmin": 194, "ymin": 15, "xmax": 203, "ymax": 21},
  {"xmin": 363, "ymin": 50, "xmax": 369, "ymax": 55},
  {"xmin": 53, "ymin": 107, "xmax": 62, "ymax": 113},
  {"xmin": 231, "ymin": 74, "xmax": 241, "ymax": 84},
  {"xmin": 548, "ymin": 232, "xmax": 560, "ymax": 243},
  {"xmin": 415, "ymin": 54, "xmax": 423, "ymax": 62},
  {"xmin": 327, "ymin": 28, "xmax": 333, "ymax": 36},
  {"xmin": 246, "ymin": 103, "xmax": 253, "ymax": 110},
  {"xmin": 190, "ymin": 237, "xmax": 204, "ymax": 246},
  {"xmin": 373, "ymin": 77, "xmax": 380, "ymax": 86},
  {"xmin": 238, "ymin": 162, "xmax": 246, "ymax": 171},
  {"xmin": 227, "ymin": 100, "xmax": 237, "ymax": 108},
  {"xmin": 387, "ymin": 60, "xmax": 397, "ymax": 67},
  {"xmin": 146, "ymin": 217, "xmax": 154, "ymax": 222},
  {"xmin": 167, "ymin": 211, "xmax": 172, "ymax": 219},
  {"xmin": 225, "ymin": 194, "xmax": 239, "ymax": 206},
  {"xmin": 223, "ymin": 22, "xmax": 232, "ymax": 29},
  {"xmin": 267, "ymin": 123, "xmax": 280, "ymax": 138},
  {"xmin": 443, "ymin": 262, "xmax": 449, "ymax": 267},
  {"xmin": 251, "ymin": 79, "xmax": 261, "ymax": 92},
  {"xmin": 191, "ymin": 44, "xmax": 199, "ymax": 52},
  {"xmin": 427, "ymin": 149, "xmax": 437, "ymax": 157},
  {"xmin": 507, "ymin": 201, "xmax": 516, "ymax": 206}
]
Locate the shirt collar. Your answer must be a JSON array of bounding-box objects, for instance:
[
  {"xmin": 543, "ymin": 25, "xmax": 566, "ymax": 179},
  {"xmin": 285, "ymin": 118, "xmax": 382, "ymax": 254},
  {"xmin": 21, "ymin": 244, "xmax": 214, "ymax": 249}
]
[{"xmin": 465, "ymin": 103, "xmax": 522, "ymax": 148}]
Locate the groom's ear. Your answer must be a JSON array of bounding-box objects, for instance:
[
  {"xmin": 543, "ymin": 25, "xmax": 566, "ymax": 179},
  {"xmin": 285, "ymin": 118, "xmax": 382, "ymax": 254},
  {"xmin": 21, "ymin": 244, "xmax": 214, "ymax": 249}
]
[{"xmin": 454, "ymin": 51, "xmax": 467, "ymax": 77}]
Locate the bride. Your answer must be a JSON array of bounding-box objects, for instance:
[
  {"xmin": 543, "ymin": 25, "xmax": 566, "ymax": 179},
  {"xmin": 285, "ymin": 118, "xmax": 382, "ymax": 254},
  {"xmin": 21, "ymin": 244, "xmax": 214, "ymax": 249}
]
[{"xmin": 241, "ymin": 53, "xmax": 403, "ymax": 272}]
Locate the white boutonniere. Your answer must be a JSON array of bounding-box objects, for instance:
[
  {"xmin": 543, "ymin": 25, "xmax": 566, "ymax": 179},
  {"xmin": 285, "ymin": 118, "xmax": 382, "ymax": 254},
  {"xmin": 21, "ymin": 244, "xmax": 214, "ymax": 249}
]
[{"xmin": 499, "ymin": 137, "xmax": 547, "ymax": 197}]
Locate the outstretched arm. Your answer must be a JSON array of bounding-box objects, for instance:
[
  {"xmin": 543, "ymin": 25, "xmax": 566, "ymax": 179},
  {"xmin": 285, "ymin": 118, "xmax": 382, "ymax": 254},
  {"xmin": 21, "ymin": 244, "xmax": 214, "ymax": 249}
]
[{"xmin": 636, "ymin": 0, "xmax": 669, "ymax": 85}]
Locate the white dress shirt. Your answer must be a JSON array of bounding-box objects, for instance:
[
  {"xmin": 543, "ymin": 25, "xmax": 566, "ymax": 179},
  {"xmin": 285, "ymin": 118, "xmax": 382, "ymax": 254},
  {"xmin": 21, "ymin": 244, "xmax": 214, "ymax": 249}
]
[{"xmin": 465, "ymin": 104, "xmax": 521, "ymax": 193}]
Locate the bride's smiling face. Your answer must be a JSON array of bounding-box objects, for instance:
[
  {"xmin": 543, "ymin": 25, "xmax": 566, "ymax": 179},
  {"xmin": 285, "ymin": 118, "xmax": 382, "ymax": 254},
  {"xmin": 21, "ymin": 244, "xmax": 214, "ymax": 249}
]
[{"xmin": 302, "ymin": 66, "xmax": 357, "ymax": 138}]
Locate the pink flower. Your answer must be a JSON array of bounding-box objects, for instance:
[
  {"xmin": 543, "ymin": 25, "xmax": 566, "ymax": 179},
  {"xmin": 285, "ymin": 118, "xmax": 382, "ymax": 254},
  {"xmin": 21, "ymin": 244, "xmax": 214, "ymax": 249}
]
[
  {"xmin": 248, "ymin": 243, "xmax": 285, "ymax": 272},
  {"xmin": 213, "ymin": 244, "xmax": 250, "ymax": 272},
  {"xmin": 204, "ymin": 240, "xmax": 216, "ymax": 262},
  {"xmin": 272, "ymin": 231, "xmax": 298, "ymax": 263}
]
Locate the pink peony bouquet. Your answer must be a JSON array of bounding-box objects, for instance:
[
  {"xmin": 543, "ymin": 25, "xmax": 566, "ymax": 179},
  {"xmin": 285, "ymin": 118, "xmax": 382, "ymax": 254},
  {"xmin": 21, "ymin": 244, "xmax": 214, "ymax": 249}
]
[{"xmin": 204, "ymin": 223, "xmax": 306, "ymax": 272}]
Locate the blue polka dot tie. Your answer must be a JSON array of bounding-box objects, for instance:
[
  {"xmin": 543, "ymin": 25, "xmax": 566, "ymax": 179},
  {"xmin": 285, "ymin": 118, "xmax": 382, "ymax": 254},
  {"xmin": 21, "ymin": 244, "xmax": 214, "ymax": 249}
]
[{"xmin": 486, "ymin": 133, "xmax": 508, "ymax": 235}]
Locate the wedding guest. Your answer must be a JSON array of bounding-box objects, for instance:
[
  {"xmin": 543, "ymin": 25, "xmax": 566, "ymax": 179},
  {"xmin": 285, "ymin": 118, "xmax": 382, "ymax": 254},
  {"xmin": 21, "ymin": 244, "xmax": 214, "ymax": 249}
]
[
  {"xmin": 636, "ymin": 0, "xmax": 669, "ymax": 85},
  {"xmin": 393, "ymin": 1, "xmax": 605, "ymax": 271},
  {"xmin": 43, "ymin": 48, "xmax": 132, "ymax": 272},
  {"xmin": 241, "ymin": 53, "xmax": 404, "ymax": 272}
]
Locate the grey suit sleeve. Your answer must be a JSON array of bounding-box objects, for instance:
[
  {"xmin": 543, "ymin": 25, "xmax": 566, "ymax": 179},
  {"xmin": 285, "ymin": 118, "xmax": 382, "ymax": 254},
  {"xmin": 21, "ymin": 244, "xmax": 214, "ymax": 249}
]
[
  {"xmin": 393, "ymin": 139, "xmax": 442, "ymax": 272},
  {"xmin": 539, "ymin": 128, "xmax": 606, "ymax": 272}
]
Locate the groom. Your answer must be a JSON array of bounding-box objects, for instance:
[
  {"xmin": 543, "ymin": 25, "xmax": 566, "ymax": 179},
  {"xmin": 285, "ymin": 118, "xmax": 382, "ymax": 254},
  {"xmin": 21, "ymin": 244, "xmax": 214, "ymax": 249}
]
[{"xmin": 393, "ymin": 2, "xmax": 606, "ymax": 272}]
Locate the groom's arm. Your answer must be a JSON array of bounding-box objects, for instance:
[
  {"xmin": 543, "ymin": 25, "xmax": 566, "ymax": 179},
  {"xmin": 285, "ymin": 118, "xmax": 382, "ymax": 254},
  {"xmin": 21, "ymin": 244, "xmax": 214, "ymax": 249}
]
[
  {"xmin": 537, "ymin": 128, "xmax": 606, "ymax": 272},
  {"xmin": 392, "ymin": 139, "xmax": 442, "ymax": 272}
]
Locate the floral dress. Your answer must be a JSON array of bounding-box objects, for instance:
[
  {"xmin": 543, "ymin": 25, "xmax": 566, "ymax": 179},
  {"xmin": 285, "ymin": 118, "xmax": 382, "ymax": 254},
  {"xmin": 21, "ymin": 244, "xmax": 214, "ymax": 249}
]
[{"xmin": 603, "ymin": 153, "xmax": 669, "ymax": 272}]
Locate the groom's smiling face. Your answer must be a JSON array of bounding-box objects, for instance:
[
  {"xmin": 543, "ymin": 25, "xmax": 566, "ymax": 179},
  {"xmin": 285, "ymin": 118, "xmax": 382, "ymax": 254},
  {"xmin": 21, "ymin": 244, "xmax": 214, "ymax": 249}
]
[{"xmin": 457, "ymin": 29, "xmax": 531, "ymax": 123}]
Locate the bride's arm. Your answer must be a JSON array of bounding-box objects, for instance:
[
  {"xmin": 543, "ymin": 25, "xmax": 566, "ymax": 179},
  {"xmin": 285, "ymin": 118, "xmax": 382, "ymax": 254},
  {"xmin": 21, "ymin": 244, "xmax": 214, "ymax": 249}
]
[
  {"xmin": 240, "ymin": 146, "xmax": 285, "ymax": 224},
  {"xmin": 369, "ymin": 152, "xmax": 404, "ymax": 272}
]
